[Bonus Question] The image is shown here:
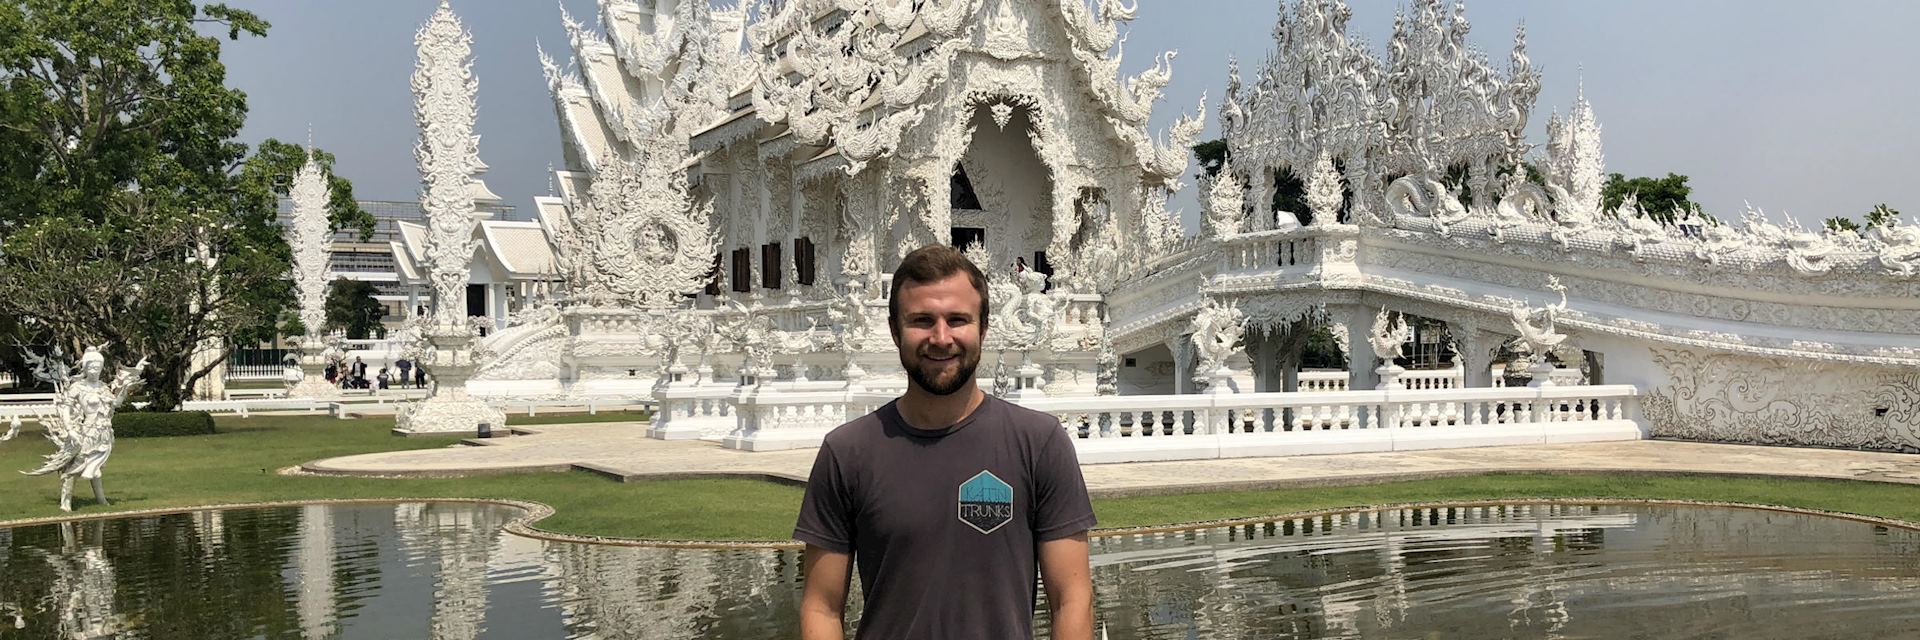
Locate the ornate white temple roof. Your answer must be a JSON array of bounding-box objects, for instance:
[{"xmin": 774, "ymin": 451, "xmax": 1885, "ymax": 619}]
[
  {"xmin": 392, "ymin": 217, "xmax": 557, "ymax": 285},
  {"xmin": 478, "ymin": 220, "xmax": 559, "ymax": 278},
  {"xmin": 390, "ymin": 239, "xmax": 422, "ymax": 283}
]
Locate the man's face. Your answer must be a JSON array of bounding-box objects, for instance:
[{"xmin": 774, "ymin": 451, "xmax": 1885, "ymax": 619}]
[{"xmin": 892, "ymin": 273, "xmax": 984, "ymax": 396}]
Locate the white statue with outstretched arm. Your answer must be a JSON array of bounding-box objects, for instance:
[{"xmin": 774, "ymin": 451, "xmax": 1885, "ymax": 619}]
[{"xmin": 12, "ymin": 345, "xmax": 147, "ymax": 512}]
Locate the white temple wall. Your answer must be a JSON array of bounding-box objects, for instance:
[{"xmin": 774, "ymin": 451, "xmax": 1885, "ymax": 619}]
[
  {"xmin": 1117, "ymin": 344, "xmax": 1176, "ymax": 395},
  {"xmin": 1559, "ymin": 333, "xmax": 1920, "ymax": 452}
]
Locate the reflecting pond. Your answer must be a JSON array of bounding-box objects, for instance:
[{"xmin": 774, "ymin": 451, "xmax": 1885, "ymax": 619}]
[{"xmin": 2, "ymin": 502, "xmax": 1919, "ymax": 639}]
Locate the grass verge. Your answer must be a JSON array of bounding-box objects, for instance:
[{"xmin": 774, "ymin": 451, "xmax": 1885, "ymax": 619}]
[{"xmin": 3, "ymin": 415, "xmax": 1917, "ymax": 541}]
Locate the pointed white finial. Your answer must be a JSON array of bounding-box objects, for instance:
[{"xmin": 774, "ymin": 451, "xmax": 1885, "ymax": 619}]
[
  {"xmin": 305, "ymin": 123, "xmax": 314, "ymax": 151},
  {"xmin": 546, "ymin": 162, "xmax": 555, "ymax": 196}
]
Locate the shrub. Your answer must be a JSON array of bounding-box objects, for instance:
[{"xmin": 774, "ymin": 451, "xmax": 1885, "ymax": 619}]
[{"xmin": 114, "ymin": 411, "xmax": 217, "ymax": 438}]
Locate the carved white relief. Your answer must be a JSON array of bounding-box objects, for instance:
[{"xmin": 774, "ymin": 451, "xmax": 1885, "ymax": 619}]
[
  {"xmin": 1646, "ymin": 347, "xmax": 1920, "ymax": 452},
  {"xmin": 553, "ymin": 147, "xmax": 716, "ymax": 309}
]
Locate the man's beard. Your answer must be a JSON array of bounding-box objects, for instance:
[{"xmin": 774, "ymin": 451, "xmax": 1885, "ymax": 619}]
[{"xmin": 902, "ymin": 346, "xmax": 980, "ymax": 396}]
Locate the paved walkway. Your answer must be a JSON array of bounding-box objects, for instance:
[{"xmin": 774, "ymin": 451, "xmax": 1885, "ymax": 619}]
[{"xmin": 302, "ymin": 421, "xmax": 1920, "ymax": 496}]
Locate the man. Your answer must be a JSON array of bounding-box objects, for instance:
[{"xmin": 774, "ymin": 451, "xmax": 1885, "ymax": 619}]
[
  {"xmin": 795, "ymin": 245, "xmax": 1097, "ymax": 640},
  {"xmin": 349, "ymin": 357, "xmax": 368, "ymax": 390},
  {"xmin": 395, "ymin": 358, "xmax": 412, "ymax": 389}
]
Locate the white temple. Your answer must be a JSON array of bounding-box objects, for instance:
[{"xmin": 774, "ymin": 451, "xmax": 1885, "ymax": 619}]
[{"xmin": 390, "ymin": 0, "xmax": 1919, "ymax": 454}]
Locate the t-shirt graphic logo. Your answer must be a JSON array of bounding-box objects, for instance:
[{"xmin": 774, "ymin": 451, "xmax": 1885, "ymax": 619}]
[{"xmin": 958, "ymin": 470, "xmax": 1014, "ymax": 534}]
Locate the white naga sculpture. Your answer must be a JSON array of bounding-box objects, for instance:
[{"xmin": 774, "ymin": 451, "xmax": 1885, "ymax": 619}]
[
  {"xmin": 991, "ymin": 262, "xmax": 1059, "ymax": 356},
  {"xmin": 1510, "ymin": 276, "xmax": 1572, "ymax": 384},
  {"xmin": 1368, "ymin": 307, "xmax": 1412, "ymax": 389},
  {"xmin": 1369, "ymin": 307, "xmax": 1411, "ymax": 362},
  {"xmin": 1189, "ymin": 298, "xmax": 1246, "ymax": 390},
  {"xmin": 716, "ymin": 300, "xmax": 782, "ymax": 383},
  {"xmin": 3, "ymin": 346, "xmax": 148, "ymax": 512}
]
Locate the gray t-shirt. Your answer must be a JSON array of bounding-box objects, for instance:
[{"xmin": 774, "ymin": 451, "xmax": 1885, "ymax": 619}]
[{"xmin": 793, "ymin": 394, "xmax": 1098, "ymax": 640}]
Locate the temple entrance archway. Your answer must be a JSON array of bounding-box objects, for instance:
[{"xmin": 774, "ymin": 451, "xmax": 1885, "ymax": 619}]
[{"xmin": 951, "ymin": 103, "xmax": 1053, "ymax": 275}]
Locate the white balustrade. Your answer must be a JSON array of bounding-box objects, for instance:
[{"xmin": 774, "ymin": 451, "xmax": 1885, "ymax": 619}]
[
  {"xmin": 1217, "ymin": 227, "xmax": 1329, "ymax": 273},
  {"xmin": 648, "ymin": 383, "xmax": 739, "ymax": 441},
  {"xmin": 1490, "ymin": 367, "xmax": 1583, "ymax": 387},
  {"xmin": 1296, "ymin": 371, "xmax": 1349, "ymax": 392},
  {"xmin": 721, "ymin": 384, "xmax": 894, "ymax": 452},
  {"xmin": 1018, "ymin": 384, "xmax": 1643, "ymax": 463},
  {"xmin": 1396, "ymin": 366, "xmax": 1463, "ymax": 390},
  {"xmin": 225, "ymin": 363, "xmax": 295, "ymax": 382},
  {"xmin": 1059, "ymin": 295, "xmax": 1104, "ymax": 326}
]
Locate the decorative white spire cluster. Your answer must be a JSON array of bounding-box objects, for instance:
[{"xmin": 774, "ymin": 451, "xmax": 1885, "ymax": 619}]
[
  {"xmin": 1546, "ymin": 81, "xmax": 1606, "ymax": 222},
  {"xmin": 286, "ymin": 146, "xmax": 332, "ymax": 343},
  {"xmin": 540, "ymin": 0, "xmax": 733, "ymax": 309},
  {"xmin": 1211, "ymin": 0, "xmax": 1920, "ymax": 277},
  {"xmin": 1223, "ymin": 0, "xmax": 1539, "ymax": 227},
  {"xmin": 412, "ymin": 0, "xmax": 486, "ymax": 328}
]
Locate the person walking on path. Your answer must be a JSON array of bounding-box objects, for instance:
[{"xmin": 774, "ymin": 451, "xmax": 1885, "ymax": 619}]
[{"xmin": 795, "ymin": 244, "xmax": 1096, "ymax": 640}]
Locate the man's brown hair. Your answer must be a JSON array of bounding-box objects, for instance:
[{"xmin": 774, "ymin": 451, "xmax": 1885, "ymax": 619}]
[{"xmin": 888, "ymin": 244, "xmax": 990, "ymax": 337}]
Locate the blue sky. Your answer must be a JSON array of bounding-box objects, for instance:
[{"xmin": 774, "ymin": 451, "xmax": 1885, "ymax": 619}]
[{"xmin": 220, "ymin": 0, "xmax": 1920, "ymax": 230}]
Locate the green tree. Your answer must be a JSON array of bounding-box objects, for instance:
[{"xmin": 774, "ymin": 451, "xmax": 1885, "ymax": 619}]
[
  {"xmin": 1192, "ymin": 138, "xmax": 1229, "ymax": 179},
  {"xmin": 0, "ymin": 1, "xmax": 370, "ymax": 409},
  {"xmin": 325, "ymin": 278, "xmax": 386, "ymax": 340},
  {"xmin": 1866, "ymin": 203, "xmax": 1901, "ymax": 228},
  {"xmin": 241, "ymin": 139, "xmax": 373, "ymax": 241},
  {"xmin": 1600, "ymin": 172, "xmax": 1704, "ymax": 224},
  {"xmin": 1823, "ymin": 203, "xmax": 1901, "ymax": 234}
]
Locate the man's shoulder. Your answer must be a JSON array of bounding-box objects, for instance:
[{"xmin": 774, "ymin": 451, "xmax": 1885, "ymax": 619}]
[
  {"xmin": 985, "ymin": 395, "xmax": 1065, "ymax": 440},
  {"xmin": 986, "ymin": 395, "xmax": 1056, "ymax": 426},
  {"xmin": 819, "ymin": 404, "xmax": 890, "ymax": 452}
]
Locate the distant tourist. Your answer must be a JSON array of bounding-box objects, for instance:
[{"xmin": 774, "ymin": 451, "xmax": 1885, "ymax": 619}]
[
  {"xmin": 349, "ymin": 357, "xmax": 368, "ymax": 390},
  {"xmin": 414, "ymin": 366, "xmax": 426, "ymax": 389},
  {"xmin": 375, "ymin": 367, "xmax": 389, "ymax": 391},
  {"xmin": 794, "ymin": 245, "xmax": 1095, "ymax": 640},
  {"xmin": 395, "ymin": 358, "xmax": 412, "ymax": 389}
]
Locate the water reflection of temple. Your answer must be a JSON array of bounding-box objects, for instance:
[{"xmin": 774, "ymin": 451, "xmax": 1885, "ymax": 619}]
[
  {"xmin": 394, "ymin": 503, "xmax": 506, "ymax": 640},
  {"xmin": 1087, "ymin": 505, "xmax": 1638, "ymax": 638},
  {"xmin": 295, "ymin": 505, "xmax": 336, "ymax": 639},
  {"xmin": 545, "ymin": 542, "xmax": 793, "ymax": 639}
]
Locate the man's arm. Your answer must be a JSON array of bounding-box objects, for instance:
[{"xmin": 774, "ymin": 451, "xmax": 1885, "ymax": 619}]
[
  {"xmin": 1039, "ymin": 531, "xmax": 1094, "ymax": 640},
  {"xmin": 799, "ymin": 543, "xmax": 854, "ymax": 640}
]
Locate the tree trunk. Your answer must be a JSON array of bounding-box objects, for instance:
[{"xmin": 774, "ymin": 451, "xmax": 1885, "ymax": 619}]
[{"xmin": 144, "ymin": 353, "xmax": 189, "ymax": 412}]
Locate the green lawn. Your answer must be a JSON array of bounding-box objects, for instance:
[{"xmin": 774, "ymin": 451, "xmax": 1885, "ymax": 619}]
[{"xmin": 3, "ymin": 414, "xmax": 1917, "ymax": 542}]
